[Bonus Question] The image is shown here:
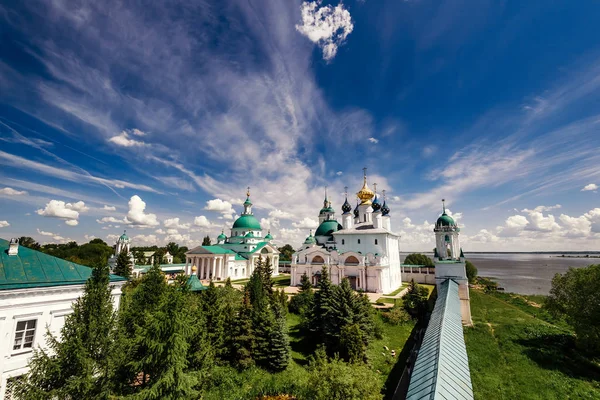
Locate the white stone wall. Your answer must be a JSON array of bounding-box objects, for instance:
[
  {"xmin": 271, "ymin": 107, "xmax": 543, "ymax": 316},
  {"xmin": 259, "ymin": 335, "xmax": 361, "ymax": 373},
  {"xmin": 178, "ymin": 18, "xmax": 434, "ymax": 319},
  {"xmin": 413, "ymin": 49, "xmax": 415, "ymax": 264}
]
[{"xmin": 0, "ymin": 283, "xmax": 124, "ymax": 399}]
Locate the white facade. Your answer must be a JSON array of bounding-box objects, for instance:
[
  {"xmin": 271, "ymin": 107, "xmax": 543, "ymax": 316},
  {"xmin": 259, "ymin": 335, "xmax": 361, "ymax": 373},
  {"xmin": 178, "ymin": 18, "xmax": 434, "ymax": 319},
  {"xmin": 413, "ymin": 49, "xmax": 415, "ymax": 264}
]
[
  {"xmin": 291, "ymin": 172, "xmax": 402, "ymax": 294},
  {"xmin": 185, "ymin": 191, "xmax": 279, "ymax": 281}
]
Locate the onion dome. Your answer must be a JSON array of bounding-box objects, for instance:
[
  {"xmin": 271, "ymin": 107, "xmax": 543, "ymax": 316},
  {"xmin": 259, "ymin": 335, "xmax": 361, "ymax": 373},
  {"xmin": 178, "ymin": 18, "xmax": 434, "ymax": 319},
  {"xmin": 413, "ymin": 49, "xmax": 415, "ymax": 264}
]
[
  {"xmin": 436, "ymin": 199, "xmax": 456, "ymax": 227},
  {"xmin": 304, "ymin": 231, "xmax": 317, "ymax": 245},
  {"xmin": 353, "ymin": 201, "xmax": 360, "ymax": 218},
  {"xmin": 265, "ymin": 230, "xmax": 273, "ymax": 240},
  {"xmin": 119, "ymin": 230, "xmax": 129, "ymax": 241},
  {"xmin": 244, "ymin": 231, "xmax": 254, "ymax": 238},
  {"xmin": 232, "ymin": 215, "xmax": 262, "ymax": 230},
  {"xmin": 372, "ymin": 194, "xmax": 382, "ymax": 212},
  {"xmin": 356, "ymin": 168, "xmax": 375, "ymax": 205},
  {"xmin": 381, "ymin": 201, "xmax": 390, "ymax": 216},
  {"xmin": 315, "ymin": 220, "xmax": 343, "ymax": 237},
  {"xmin": 341, "ymin": 197, "xmax": 352, "ymax": 213},
  {"xmin": 217, "ymin": 231, "xmax": 227, "ymax": 241}
]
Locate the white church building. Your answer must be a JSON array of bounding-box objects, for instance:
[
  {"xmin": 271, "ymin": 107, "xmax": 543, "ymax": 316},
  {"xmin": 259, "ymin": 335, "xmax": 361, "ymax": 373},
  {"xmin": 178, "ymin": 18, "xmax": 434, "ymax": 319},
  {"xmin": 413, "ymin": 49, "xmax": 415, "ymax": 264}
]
[
  {"xmin": 185, "ymin": 190, "xmax": 280, "ymax": 281},
  {"xmin": 291, "ymin": 171, "xmax": 402, "ymax": 294}
]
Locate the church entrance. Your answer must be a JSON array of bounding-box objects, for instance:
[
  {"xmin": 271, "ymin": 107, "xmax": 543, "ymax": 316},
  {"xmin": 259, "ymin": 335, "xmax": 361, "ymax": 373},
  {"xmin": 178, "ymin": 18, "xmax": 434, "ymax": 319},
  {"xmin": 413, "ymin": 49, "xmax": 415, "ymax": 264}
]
[
  {"xmin": 348, "ymin": 276, "xmax": 358, "ymax": 290},
  {"xmin": 312, "ymin": 273, "xmax": 321, "ymax": 286}
]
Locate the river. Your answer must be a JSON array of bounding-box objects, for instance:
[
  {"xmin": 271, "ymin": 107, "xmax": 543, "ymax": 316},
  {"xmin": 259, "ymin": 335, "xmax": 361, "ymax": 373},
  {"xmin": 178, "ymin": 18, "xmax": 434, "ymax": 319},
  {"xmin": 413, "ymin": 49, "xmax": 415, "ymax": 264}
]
[{"xmin": 401, "ymin": 253, "xmax": 599, "ymax": 295}]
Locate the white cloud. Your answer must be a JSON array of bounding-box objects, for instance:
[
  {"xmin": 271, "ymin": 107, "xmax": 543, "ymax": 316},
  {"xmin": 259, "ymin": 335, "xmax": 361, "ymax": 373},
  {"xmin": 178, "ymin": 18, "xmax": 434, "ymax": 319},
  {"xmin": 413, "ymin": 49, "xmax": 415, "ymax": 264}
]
[
  {"xmin": 505, "ymin": 215, "xmax": 529, "ymax": 229},
  {"xmin": 584, "ymin": 208, "xmax": 600, "ymax": 233},
  {"xmin": 37, "ymin": 228, "xmax": 66, "ymax": 242},
  {"xmin": 163, "ymin": 217, "xmax": 191, "ymax": 230},
  {"xmin": 102, "ymin": 205, "xmax": 116, "ymax": 211},
  {"xmin": 131, "ymin": 128, "xmax": 146, "ymax": 136},
  {"xmin": 36, "ymin": 199, "xmax": 86, "ymax": 225},
  {"xmin": 0, "ymin": 187, "xmax": 27, "ymax": 195},
  {"xmin": 204, "ymin": 199, "xmax": 235, "ymax": 215},
  {"xmin": 292, "ymin": 217, "xmax": 319, "ymax": 229},
  {"xmin": 336, "ymin": 171, "xmax": 343, "ymax": 176},
  {"xmin": 65, "ymin": 219, "xmax": 78, "ymax": 226},
  {"xmin": 97, "ymin": 216, "xmax": 126, "ymax": 224},
  {"xmin": 269, "ymin": 209, "xmax": 295, "ymax": 220},
  {"xmin": 125, "ymin": 195, "xmax": 160, "ymax": 227},
  {"xmin": 296, "ymin": 1, "xmax": 354, "ymax": 61},
  {"xmin": 193, "ymin": 215, "xmax": 211, "ymax": 228},
  {"xmin": 0, "ymin": 220, "xmax": 9, "ymax": 228},
  {"xmin": 155, "ymin": 229, "xmax": 166, "ymax": 234},
  {"xmin": 166, "ymin": 228, "xmax": 179, "ymax": 235},
  {"xmin": 422, "ymin": 145, "xmax": 437, "ymax": 157},
  {"xmin": 132, "ymin": 234, "xmax": 158, "ymax": 245},
  {"xmin": 521, "ymin": 204, "xmax": 561, "ymax": 213},
  {"xmin": 368, "ymin": 137, "xmax": 378, "ymax": 144},
  {"xmin": 108, "ymin": 129, "xmax": 147, "ymax": 147},
  {"xmin": 559, "ymin": 214, "xmax": 591, "ymax": 237},
  {"xmin": 582, "ymin": 183, "xmax": 598, "ymax": 192}
]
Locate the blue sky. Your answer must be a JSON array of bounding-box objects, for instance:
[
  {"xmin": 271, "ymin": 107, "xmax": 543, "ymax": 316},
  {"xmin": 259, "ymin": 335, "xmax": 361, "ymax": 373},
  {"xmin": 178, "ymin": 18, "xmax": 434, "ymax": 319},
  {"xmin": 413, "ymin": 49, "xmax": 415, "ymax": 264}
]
[{"xmin": 1, "ymin": 0, "xmax": 599, "ymax": 251}]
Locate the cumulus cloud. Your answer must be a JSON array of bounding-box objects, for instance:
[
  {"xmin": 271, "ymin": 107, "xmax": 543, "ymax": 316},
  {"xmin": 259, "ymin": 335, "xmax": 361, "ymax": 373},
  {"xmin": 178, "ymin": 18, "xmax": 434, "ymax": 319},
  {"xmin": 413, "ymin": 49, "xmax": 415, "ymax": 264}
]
[
  {"xmin": 155, "ymin": 229, "xmax": 166, "ymax": 234},
  {"xmin": 124, "ymin": 195, "xmax": 159, "ymax": 227},
  {"xmin": 65, "ymin": 219, "xmax": 78, "ymax": 226},
  {"xmin": 269, "ymin": 209, "xmax": 295, "ymax": 220},
  {"xmin": 296, "ymin": 1, "xmax": 354, "ymax": 61},
  {"xmin": 368, "ymin": 137, "xmax": 379, "ymax": 144},
  {"xmin": 584, "ymin": 208, "xmax": 600, "ymax": 233},
  {"xmin": 97, "ymin": 216, "xmax": 126, "ymax": 224},
  {"xmin": 292, "ymin": 217, "xmax": 319, "ymax": 229},
  {"xmin": 0, "ymin": 187, "xmax": 27, "ymax": 195},
  {"xmin": 582, "ymin": 183, "xmax": 598, "ymax": 192},
  {"xmin": 521, "ymin": 204, "xmax": 561, "ymax": 213},
  {"xmin": 37, "ymin": 228, "xmax": 66, "ymax": 242},
  {"xmin": 204, "ymin": 199, "xmax": 235, "ymax": 217},
  {"xmin": 132, "ymin": 234, "xmax": 158, "ymax": 245},
  {"xmin": 0, "ymin": 220, "xmax": 9, "ymax": 228},
  {"xmin": 108, "ymin": 129, "xmax": 147, "ymax": 147},
  {"xmin": 36, "ymin": 199, "xmax": 86, "ymax": 225},
  {"xmin": 336, "ymin": 171, "xmax": 343, "ymax": 176},
  {"xmin": 102, "ymin": 205, "xmax": 116, "ymax": 211},
  {"xmin": 193, "ymin": 215, "xmax": 211, "ymax": 228},
  {"xmin": 163, "ymin": 217, "xmax": 191, "ymax": 230}
]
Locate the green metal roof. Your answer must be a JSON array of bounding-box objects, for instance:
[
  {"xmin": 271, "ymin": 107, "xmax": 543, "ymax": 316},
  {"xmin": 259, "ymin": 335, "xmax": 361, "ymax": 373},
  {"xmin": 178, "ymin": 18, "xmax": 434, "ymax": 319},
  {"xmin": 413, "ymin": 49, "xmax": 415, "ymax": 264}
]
[
  {"xmin": 0, "ymin": 238, "xmax": 126, "ymax": 290},
  {"xmin": 186, "ymin": 274, "xmax": 207, "ymax": 291},
  {"xmin": 217, "ymin": 232, "xmax": 227, "ymax": 240},
  {"xmin": 199, "ymin": 246, "xmax": 237, "ymax": 254},
  {"xmin": 232, "ymin": 214, "xmax": 262, "ymax": 230},
  {"xmin": 436, "ymin": 213, "xmax": 456, "ymax": 227},
  {"xmin": 235, "ymin": 254, "xmax": 247, "ymax": 260},
  {"xmin": 134, "ymin": 264, "xmax": 186, "ymax": 273},
  {"xmin": 314, "ymin": 220, "xmax": 342, "ymax": 237},
  {"xmin": 406, "ymin": 279, "xmax": 473, "ymax": 400}
]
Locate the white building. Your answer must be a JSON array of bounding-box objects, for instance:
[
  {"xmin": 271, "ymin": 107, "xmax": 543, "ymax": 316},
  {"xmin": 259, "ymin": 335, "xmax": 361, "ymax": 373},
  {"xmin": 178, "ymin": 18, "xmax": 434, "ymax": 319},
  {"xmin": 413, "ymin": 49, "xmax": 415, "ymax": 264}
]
[
  {"xmin": 108, "ymin": 231, "xmax": 135, "ymax": 271},
  {"xmin": 185, "ymin": 190, "xmax": 280, "ymax": 280},
  {"xmin": 0, "ymin": 238, "xmax": 126, "ymax": 399},
  {"xmin": 291, "ymin": 170, "xmax": 402, "ymax": 294}
]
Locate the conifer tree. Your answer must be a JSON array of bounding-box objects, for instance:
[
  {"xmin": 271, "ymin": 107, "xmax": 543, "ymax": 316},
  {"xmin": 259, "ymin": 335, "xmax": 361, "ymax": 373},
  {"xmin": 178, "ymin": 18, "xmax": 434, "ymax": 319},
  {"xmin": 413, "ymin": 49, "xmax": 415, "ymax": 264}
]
[
  {"xmin": 17, "ymin": 262, "xmax": 118, "ymax": 399},
  {"xmin": 201, "ymin": 281, "xmax": 225, "ymax": 359},
  {"xmin": 231, "ymin": 290, "xmax": 255, "ymax": 370},
  {"xmin": 289, "ymin": 273, "xmax": 314, "ymax": 315},
  {"xmin": 114, "ymin": 248, "xmax": 132, "ymax": 279},
  {"xmin": 309, "ymin": 266, "xmax": 334, "ymax": 341},
  {"xmin": 132, "ymin": 287, "xmax": 197, "ymax": 399},
  {"xmin": 202, "ymin": 235, "xmax": 211, "ymax": 246},
  {"xmin": 266, "ymin": 302, "xmax": 291, "ymax": 371}
]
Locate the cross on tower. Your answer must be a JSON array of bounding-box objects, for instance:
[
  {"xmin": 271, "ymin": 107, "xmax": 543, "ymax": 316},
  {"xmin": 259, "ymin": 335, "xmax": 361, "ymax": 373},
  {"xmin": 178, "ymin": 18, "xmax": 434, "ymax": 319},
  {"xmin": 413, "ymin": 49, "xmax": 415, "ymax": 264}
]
[
  {"xmin": 442, "ymin": 198, "xmax": 446, "ymax": 213},
  {"xmin": 344, "ymin": 186, "xmax": 348, "ymax": 197},
  {"xmin": 373, "ymin": 182, "xmax": 377, "ymax": 194},
  {"xmin": 247, "ymin": 186, "xmax": 251, "ymax": 197}
]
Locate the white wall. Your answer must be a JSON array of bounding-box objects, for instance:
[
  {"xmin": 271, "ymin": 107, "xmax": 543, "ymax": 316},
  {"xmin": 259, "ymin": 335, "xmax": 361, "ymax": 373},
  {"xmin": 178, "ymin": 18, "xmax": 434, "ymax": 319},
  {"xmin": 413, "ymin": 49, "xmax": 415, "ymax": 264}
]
[{"xmin": 0, "ymin": 283, "xmax": 124, "ymax": 399}]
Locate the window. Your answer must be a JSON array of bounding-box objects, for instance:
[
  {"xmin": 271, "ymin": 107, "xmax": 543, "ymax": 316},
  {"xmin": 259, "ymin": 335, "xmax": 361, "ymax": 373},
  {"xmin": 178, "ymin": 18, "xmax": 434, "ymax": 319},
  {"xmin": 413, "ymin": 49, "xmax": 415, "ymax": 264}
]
[
  {"xmin": 342, "ymin": 239, "xmax": 345, "ymax": 245},
  {"xmin": 375, "ymin": 239, "xmax": 378, "ymax": 245},
  {"xmin": 13, "ymin": 320, "xmax": 36, "ymax": 351},
  {"xmin": 358, "ymin": 239, "xmax": 361, "ymax": 244}
]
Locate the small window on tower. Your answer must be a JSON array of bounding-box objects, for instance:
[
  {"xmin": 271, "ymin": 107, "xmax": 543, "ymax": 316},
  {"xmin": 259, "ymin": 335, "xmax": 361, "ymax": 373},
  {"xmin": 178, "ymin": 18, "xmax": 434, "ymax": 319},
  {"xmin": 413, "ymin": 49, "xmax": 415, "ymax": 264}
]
[
  {"xmin": 375, "ymin": 239, "xmax": 378, "ymax": 245},
  {"xmin": 358, "ymin": 239, "xmax": 361, "ymax": 244},
  {"xmin": 342, "ymin": 239, "xmax": 345, "ymax": 245}
]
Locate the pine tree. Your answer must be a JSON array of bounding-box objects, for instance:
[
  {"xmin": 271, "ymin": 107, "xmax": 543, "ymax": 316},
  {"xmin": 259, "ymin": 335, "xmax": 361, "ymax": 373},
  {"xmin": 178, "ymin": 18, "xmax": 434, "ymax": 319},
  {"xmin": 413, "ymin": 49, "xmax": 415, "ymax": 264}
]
[
  {"xmin": 340, "ymin": 324, "xmax": 366, "ymax": 363},
  {"xmin": 114, "ymin": 248, "xmax": 132, "ymax": 279},
  {"xmin": 17, "ymin": 262, "xmax": 118, "ymax": 399},
  {"xmin": 231, "ymin": 291, "xmax": 255, "ymax": 370},
  {"xmin": 309, "ymin": 266, "xmax": 334, "ymax": 341},
  {"xmin": 266, "ymin": 302, "xmax": 291, "ymax": 371},
  {"xmin": 300, "ymin": 272, "xmax": 313, "ymax": 292},
  {"xmin": 202, "ymin": 235, "xmax": 211, "ymax": 246},
  {"xmin": 132, "ymin": 287, "xmax": 197, "ymax": 399},
  {"xmin": 201, "ymin": 281, "xmax": 225, "ymax": 359}
]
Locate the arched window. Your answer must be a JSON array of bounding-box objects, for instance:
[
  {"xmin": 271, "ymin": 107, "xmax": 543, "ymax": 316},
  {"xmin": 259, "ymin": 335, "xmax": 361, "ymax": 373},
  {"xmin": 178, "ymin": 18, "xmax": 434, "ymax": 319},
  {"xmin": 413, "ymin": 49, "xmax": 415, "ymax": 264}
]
[
  {"xmin": 312, "ymin": 255, "xmax": 325, "ymax": 264},
  {"xmin": 345, "ymin": 256, "xmax": 359, "ymax": 265}
]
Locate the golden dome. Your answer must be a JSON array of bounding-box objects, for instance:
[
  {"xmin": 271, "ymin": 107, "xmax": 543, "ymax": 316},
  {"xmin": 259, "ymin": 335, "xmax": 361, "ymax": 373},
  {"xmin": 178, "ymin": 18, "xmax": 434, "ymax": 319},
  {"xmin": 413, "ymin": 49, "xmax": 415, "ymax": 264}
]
[
  {"xmin": 192, "ymin": 265, "xmax": 197, "ymax": 272},
  {"xmin": 356, "ymin": 171, "xmax": 375, "ymax": 205}
]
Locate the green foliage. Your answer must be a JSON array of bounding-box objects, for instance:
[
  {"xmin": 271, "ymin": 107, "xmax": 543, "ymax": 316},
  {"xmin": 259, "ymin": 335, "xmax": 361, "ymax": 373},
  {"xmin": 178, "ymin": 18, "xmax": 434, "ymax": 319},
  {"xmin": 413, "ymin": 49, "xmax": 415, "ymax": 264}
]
[
  {"xmin": 403, "ymin": 279, "xmax": 429, "ymax": 319},
  {"xmin": 289, "ymin": 273, "xmax": 314, "ymax": 315},
  {"xmin": 18, "ymin": 236, "xmax": 41, "ymax": 250},
  {"xmin": 403, "ymin": 253, "xmax": 434, "ymax": 266},
  {"xmin": 201, "ymin": 282, "xmax": 226, "ymax": 360},
  {"xmin": 114, "ymin": 248, "xmax": 132, "ymax": 279},
  {"xmin": 381, "ymin": 305, "xmax": 411, "ymax": 325},
  {"xmin": 465, "ymin": 260, "xmax": 477, "ymax": 284},
  {"xmin": 202, "ymin": 235, "xmax": 212, "ymax": 246},
  {"xmin": 16, "ymin": 262, "xmax": 117, "ymax": 399},
  {"xmin": 546, "ymin": 264, "xmax": 600, "ymax": 354},
  {"xmin": 277, "ymin": 244, "xmax": 295, "ymax": 261}
]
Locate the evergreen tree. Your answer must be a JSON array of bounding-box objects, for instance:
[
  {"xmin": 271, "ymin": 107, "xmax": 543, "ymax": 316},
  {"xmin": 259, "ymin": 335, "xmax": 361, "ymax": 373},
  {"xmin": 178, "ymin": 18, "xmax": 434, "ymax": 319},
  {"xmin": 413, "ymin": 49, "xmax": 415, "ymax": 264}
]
[
  {"xmin": 340, "ymin": 323, "xmax": 366, "ymax": 363},
  {"xmin": 201, "ymin": 281, "xmax": 226, "ymax": 359},
  {"xmin": 132, "ymin": 287, "xmax": 197, "ymax": 399},
  {"xmin": 289, "ymin": 273, "xmax": 314, "ymax": 315},
  {"xmin": 230, "ymin": 291, "xmax": 255, "ymax": 370},
  {"xmin": 309, "ymin": 266, "xmax": 334, "ymax": 341},
  {"xmin": 403, "ymin": 279, "xmax": 429, "ymax": 319},
  {"xmin": 202, "ymin": 235, "xmax": 212, "ymax": 246},
  {"xmin": 114, "ymin": 248, "xmax": 132, "ymax": 279},
  {"xmin": 266, "ymin": 302, "xmax": 291, "ymax": 371},
  {"xmin": 17, "ymin": 262, "xmax": 118, "ymax": 399}
]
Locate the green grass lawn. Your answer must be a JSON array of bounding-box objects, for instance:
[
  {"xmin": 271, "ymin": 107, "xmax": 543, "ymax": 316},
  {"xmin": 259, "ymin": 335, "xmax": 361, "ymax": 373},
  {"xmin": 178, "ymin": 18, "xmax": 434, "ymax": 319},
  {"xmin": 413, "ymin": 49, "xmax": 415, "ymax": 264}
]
[
  {"xmin": 465, "ymin": 289, "xmax": 600, "ymax": 399},
  {"xmin": 376, "ymin": 297, "xmax": 401, "ymax": 305},
  {"xmin": 384, "ymin": 283, "xmax": 409, "ymax": 296}
]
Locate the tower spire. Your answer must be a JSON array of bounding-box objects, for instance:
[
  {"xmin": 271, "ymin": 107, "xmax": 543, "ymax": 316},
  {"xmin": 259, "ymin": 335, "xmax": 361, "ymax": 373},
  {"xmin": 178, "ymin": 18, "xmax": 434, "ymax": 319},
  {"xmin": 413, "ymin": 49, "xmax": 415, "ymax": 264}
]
[
  {"xmin": 247, "ymin": 186, "xmax": 251, "ymax": 197},
  {"xmin": 373, "ymin": 182, "xmax": 377, "ymax": 194},
  {"xmin": 442, "ymin": 198, "xmax": 446, "ymax": 214}
]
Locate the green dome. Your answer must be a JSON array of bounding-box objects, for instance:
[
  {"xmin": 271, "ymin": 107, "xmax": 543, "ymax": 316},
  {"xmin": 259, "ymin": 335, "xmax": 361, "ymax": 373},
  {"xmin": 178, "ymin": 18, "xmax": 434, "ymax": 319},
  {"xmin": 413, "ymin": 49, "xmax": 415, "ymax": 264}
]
[
  {"xmin": 119, "ymin": 232, "xmax": 129, "ymax": 241},
  {"xmin": 319, "ymin": 206, "xmax": 335, "ymax": 214},
  {"xmin": 304, "ymin": 233, "xmax": 316, "ymax": 245},
  {"xmin": 245, "ymin": 231, "xmax": 254, "ymax": 238},
  {"xmin": 315, "ymin": 220, "xmax": 343, "ymax": 237},
  {"xmin": 436, "ymin": 213, "xmax": 456, "ymax": 227},
  {"xmin": 232, "ymin": 214, "xmax": 262, "ymax": 230},
  {"xmin": 265, "ymin": 232, "xmax": 273, "ymax": 240},
  {"xmin": 217, "ymin": 232, "xmax": 227, "ymax": 240}
]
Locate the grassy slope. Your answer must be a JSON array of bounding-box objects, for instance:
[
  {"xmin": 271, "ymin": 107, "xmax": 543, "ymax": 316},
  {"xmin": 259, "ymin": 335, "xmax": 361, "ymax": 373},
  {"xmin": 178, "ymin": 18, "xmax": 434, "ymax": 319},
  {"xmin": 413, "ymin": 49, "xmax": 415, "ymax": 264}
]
[{"xmin": 465, "ymin": 289, "xmax": 600, "ymax": 400}]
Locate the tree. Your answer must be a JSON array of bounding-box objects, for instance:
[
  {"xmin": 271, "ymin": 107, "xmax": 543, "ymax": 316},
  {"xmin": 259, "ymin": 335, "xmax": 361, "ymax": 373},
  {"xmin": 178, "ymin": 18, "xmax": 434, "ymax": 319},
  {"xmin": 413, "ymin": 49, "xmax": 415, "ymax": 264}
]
[
  {"xmin": 230, "ymin": 291, "xmax": 255, "ymax": 370},
  {"xmin": 166, "ymin": 242, "xmax": 179, "ymax": 257},
  {"xmin": 201, "ymin": 282, "xmax": 226, "ymax": 359},
  {"xmin": 114, "ymin": 248, "xmax": 132, "ymax": 279},
  {"xmin": 89, "ymin": 238, "xmax": 107, "ymax": 246},
  {"xmin": 465, "ymin": 260, "xmax": 478, "ymax": 284},
  {"xmin": 202, "ymin": 235, "xmax": 212, "ymax": 246},
  {"xmin": 309, "ymin": 266, "xmax": 334, "ymax": 341},
  {"xmin": 17, "ymin": 262, "xmax": 118, "ymax": 399},
  {"xmin": 403, "ymin": 279, "xmax": 429, "ymax": 319},
  {"xmin": 403, "ymin": 253, "xmax": 434, "ymax": 266},
  {"xmin": 134, "ymin": 249, "xmax": 146, "ymax": 265},
  {"xmin": 546, "ymin": 264, "xmax": 600, "ymax": 353},
  {"xmin": 18, "ymin": 236, "xmax": 41, "ymax": 250},
  {"xmin": 289, "ymin": 273, "xmax": 314, "ymax": 315},
  {"xmin": 277, "ymin": 244, "xmax": 295, "ymax": 261}
]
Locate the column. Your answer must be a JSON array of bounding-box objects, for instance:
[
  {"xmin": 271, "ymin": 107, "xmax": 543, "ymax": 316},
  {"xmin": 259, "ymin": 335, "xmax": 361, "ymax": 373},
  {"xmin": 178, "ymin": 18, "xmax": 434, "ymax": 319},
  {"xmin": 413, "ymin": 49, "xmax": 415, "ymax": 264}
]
[
  {"xmin": 202, "ymin": 258, "xmax": 207, "ymax": 279},
  {"xmin": 211, "ymin": 258, "xmax": 216, "ymax": 280},
  {"xmin": 217, "ymin": 258, "xmax": 222, "ymax": 280}
]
